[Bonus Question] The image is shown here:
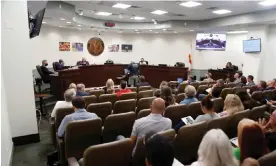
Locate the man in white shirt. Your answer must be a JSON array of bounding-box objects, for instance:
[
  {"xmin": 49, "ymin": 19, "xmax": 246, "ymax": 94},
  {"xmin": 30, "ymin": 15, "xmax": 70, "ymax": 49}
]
[
  {"xmin": 51, "ymin": 88, "xmax": 76, "ymax": 117},
  {"xmin": 130, "ymin": 98, "xmax": 172, "ymax": 154}
]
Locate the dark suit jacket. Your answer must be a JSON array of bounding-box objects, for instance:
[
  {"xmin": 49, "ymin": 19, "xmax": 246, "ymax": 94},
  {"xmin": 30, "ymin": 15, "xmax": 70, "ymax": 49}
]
[{"xmin": 41, "ymin": 66, "xmax": 54, "ymax": 75}]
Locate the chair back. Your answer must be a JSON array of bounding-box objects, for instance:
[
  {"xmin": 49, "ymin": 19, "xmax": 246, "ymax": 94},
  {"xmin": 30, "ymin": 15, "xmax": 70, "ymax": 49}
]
[
  {"xmin": 206, "ymin": 116, "xmax": 230, "ymax": 134},
  {"xmin": 87, "ymin": 102, "xmax": 112, "ymax": 123},
  {"xmin": 89, "ymin": 89, "xmax": 105, "ymax": 99},
  {"xmin": 136, "ymin": 97, "xmax": 156, "ymax": 115},
  {"xmin": 119, "ymin": 92, "xmax": 137, "ymax": 100},
  {"xmin": 65, "ymin": 118, "xmax": 102, "ymax": 159},
  {"xmin": 199, "ymin": 82, "xmax": 208, "ymax": 86},
  {"xmin": 250, "ymin": 105, "xmax": 268, "ymax": 121},
  {"xmin": 113, "ymin": 99, "xmax": 136, "ymax": 114},
  {"xmin": 227, "ymin": 109, "xmax": 251, "ymax": 138},
  {"xmin": 227, "ymin": 82, "xmax": 236, "ymax": 88},
  {"xmin": 55, "ymin": 107, "xmax": 74, "ymax": 129},
  {"xmin": 164, "ymin": 104, "xmax": 189, "ymax": 127},
  {"xmin": 250, "ymin": 85, "xmax": 258, "ymax": 94},
  {"xmin": 175, "ymin": 93, "xmax": 186, "ymax": 104},
  {"xmin": 272, "ymin": 89, "xmax": 276, "ymax": 100},
  {"xmin": 154, "ymin": 89, "xmax": 161, "ymax": 97},
  {"xmin": 211, "ymin": 97, "xmax": 224, "ymax": 113},
  {"xmin": 220, "ymin": 88, "xmax": 234, "ymax": 100},
  {"xmin": 127, "ymin": 87, "xmax": 137, "ymax": 92},
  {"xmin": 187, "ymin": 102, "xmax": 204, "ymax": 119},
  {"xmin": 233, "ymin": 87, "xmax": 244, "ymax": 93},
  {"xmin": 138, "ymin": 86, "xmax": 151, "ymax": 92},
  {"xmin": 137, "ymin": 109, "xmax": 151, "ymax": 119},
  {"xmin": 178, "ymin": 83, "xmax": 188, "ymax": 94},
  {"xmin": 157, "ymin": 129, "xmax": 176, "ymax": 142},
  {"xmin": 258, "ymin": 151, "xmax": 276, "ymax": 166},
  {"xmin": 98, "ymin": 94, "xmax": 117, "ymax": 107},
  {"xmin": 190, "ymin": 82, "xmax": 200, "ymax": 90},
  {"xmin": 107, "ymin": 88, "xmax": 119, "ymax": 94},
  {"xmin": 103, "ymin": 112, "xmax": 136, "ymax": 143},
  {"xmin": 36, "ymin": 65, "xmax": 49, "ymax": 83},
  {"xmin": 251, "ymin": 91, "xmax": 264, "ymax": 103},
  {"xmin": 83, "ymin": 95, "xmax": 97, "ymax": 108},
  {"xmin": 52, "ymin": 62, "xmax": 59, "ymax": 71},
  {"xmin": 82, "ymin": 138, "xmax": 133, "ymax": 166},
  {"xmin": 138, "ymin": 90, "xmax": 154, "ymax": 100},
  {"xmin": 262, "ymin": 90, "xmax": 273, "ymax": 100},
  {"xmin": 174, "ymin": 121, "xmax": 207, "ymax": 165}
]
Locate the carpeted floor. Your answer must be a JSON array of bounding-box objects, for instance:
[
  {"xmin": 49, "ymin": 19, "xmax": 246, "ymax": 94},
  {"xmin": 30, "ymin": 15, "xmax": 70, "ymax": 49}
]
[{"xmin": 12, "ymin": 108, "xmax": 55, "ymax": 166}]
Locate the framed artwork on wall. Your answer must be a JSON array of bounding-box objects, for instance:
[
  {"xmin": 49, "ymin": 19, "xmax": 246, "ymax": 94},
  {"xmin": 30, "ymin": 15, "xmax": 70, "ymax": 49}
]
[
  {"xmin": 108, "ymin": 44, "xmax": 119, "ymax": 52},
  {"xmin": 121, "ymin": 44, "xmax": 133, "ymax": 52},
  {"xmin": 72, "ymin": 42, "xmax": 83, "ymax": 52},
  {"xmin": 59, "ymin": 42, "xmax": 70, "ymax": 51}
]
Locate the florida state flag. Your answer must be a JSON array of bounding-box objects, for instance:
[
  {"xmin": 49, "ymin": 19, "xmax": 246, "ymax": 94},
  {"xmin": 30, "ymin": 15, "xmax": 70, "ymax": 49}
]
[{"xmin": 188, "ymin": 54, "xmax": 192, "ymax": 64}]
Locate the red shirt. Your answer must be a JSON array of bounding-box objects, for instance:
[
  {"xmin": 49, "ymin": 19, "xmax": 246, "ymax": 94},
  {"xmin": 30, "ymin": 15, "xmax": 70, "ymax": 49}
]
[{"xmin": 116, "ymin": 89, "xmax": 132, "ymax": 98}]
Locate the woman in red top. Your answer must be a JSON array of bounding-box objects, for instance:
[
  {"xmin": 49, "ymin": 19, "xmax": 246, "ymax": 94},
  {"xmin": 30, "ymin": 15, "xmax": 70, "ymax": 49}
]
[{"xmin": 116, "ymin": 80, "xmax": 131, "ymax": 98}]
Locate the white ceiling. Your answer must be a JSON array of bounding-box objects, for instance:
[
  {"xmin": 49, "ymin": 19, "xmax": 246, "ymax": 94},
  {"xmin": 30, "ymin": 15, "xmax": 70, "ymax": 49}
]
[
  {"xmin": 28, "ymin": 1, "xmax": 276, "ymax": 33},
  {"xmin": 66, "ymin": 1, "xmax": 276, "ymax": 22}
]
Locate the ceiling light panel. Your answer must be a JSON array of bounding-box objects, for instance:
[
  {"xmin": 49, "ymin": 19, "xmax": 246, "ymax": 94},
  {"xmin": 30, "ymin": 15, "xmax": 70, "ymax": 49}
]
[
  {"xmin": 180, "ymin": 1, "xmax": 202, "ymax": 8},
  {"xmin": 227, "ymin": 31, "xmax": 248, "ymax": 34},
  {"xmin": 96, "ymin": 12, "xmax": 112, "ymax": 16},
  {"xmin": 259, "ymin": 0, "xmax": 276, "ymax": 6},
  {"xmin": 151, "ymin": 10, "xmax": 168, "ymax": 15},
  {"xmin": 60, "ymin": 18, "xmax": 65, "ymax": 20},
  {"xmin": 133, "ymin": 16, "xmax": 145, "ymax": 20},
  {"xmin": 212, "ymin": 9, "xmax": 232, "ymax": 15},
  {"xmin": 112, "ymin": 3, "xmax": 131, "ymax": 9}
]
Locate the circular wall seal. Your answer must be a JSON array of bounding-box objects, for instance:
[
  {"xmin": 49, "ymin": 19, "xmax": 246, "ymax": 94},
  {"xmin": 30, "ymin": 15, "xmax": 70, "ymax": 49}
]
[{"xmin": 87, "ymin": 37, "xmax": 104, "ymax": 56}]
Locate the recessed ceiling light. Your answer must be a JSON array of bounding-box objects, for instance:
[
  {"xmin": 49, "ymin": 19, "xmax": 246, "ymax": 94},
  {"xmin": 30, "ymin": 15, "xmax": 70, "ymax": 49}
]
[
  {"xmin": 59, "ymin": 26, "xmax": 63, "ymax": 28},
  {"xmin": 149, "ymin": 29, "xmax": 152, "ymax": 31},
  {"xmin": 134, "ymin": 29, "xmax": 139, "ymax": 32},
  {"xmin": 212, "ymin": 9, "xmax": 232, "ymax": 15},
  {"xmin": 227, "ymin": 31, "xmax": 248, "ymax": 34},
  {"xmin": 180, "ymin": 1, "xmax": 202, "ymax": 8},
  {"xmin": 155, "ymin": 32, "xmax": 159, "ymax": 33},
  {"xmin": 96, "ymin": 12, "xmax": 112, "ymax": 16},
  {"xmin": 60, "ymin": 18, "xmax": 65, "ymax": 20},
  {"xmin": 42, "ymin": 21, "xmax": 46, "ymax": 24},
  {"xmin": 66, "ymin": 22, "xmax": 71, "ymax": 24},
  {"xmin": 163, "ymin": 29, "xmax": 167, "ymax": 31},
  {"xmin": 77, "ymin": 25, "xmax": 82, "ymax": 27},
  {"xmin": 112, "ymin": 3, "xmax": 131, "ymax": 9},
  {"xmin": 136, "ymin": 32, "xmax": 140, "ymax": 33},
  {"xmin": 133, "ymin": 16, "xmax": 145, "ymax": 20},
  {"xmin": 190, "ymin": 29, "xmax": 194, "ymax": 31},
  {"xmin": 78, "ymin": 28, "xmax": 82, "ymax": 30},
  {"xmin": 78, "ymin": 10, "xmax": 83, "ymax": 15},
  {"xmin": 174, "ymin": 31, "xmax": 178, "ymax": 33},
  {"xmin": 151, "ymin": 10, "xmax": 168, "ymax": 15},
  {"xmin": 259, "ymin": 0, "xmax": 276, "ymax": 6}
]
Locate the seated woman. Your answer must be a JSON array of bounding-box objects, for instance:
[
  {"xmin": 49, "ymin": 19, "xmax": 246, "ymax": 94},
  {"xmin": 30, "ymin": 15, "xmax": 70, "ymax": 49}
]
[
  {"xmin": 174, "ymin": 95, "xmax": 219, "ymax": 131},
  {"xmin": 220, "ymin": 94, "xmax": 244, "ymax": 117},
  {"xmin": 198, "ymin": 79, "xmax": 224, "ymax": 100},
  {"xmin": 202, "ymin": 73, "xmax": 214, "ymax": 82},
  {"xmin": 236, "ymin": 90, "xmax": 259, "ymax": 110},
  {"xmin": 68, "ymin": 83, "xmax": 77, "ymax": 91},
  {"xmin": 136, "ymin": 76, "xmax": 150, "ymax": 87},
  {"xmin": 236, "ymin": 76, "xmax": 247, "ymax": 87},
  {"xmin": 160, "ymin": 86, "xmax": 178, "ymax": 107},
  {"xmin": 226, "ymin": 62, "xmax": 234, "ymax": 69},
  {"xmin": 180, "ymin": 85, "xmax": 198, "ymax": 105},
  {"xmin": 191, "ymin": 129, "xmax": 239, "ymax": 166},
  {"xmin": 105, "ymin": 78, "xmax": 115, "ymax": 93},
  {"xmin": 258, "ymin": 110, "xmax": 276, "ymax": 151},
  {"xmin": 233, "ymin": 119, "xmax": 269, "ymax": 162}
]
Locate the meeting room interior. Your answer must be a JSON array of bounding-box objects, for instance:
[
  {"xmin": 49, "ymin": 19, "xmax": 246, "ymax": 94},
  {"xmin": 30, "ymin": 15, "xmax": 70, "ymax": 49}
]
[{"xmin": 2, "ymin": 0, "xmax": 276, "ymax": 166}]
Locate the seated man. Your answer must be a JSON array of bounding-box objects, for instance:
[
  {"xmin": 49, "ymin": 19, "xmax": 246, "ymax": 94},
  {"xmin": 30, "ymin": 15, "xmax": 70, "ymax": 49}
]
[
  {"xmin": 145, "ymin": 133, "xmax": 174, "ymax": 166},
  {"xmin": 56, "ymin": 59, "xmax": 64, "ymax": 70},
  {"xmin": 139, "ymin": 58, "xmax": 148, "ymax": 65},
  {"xmin": 247, "ymin": 75, "xmax": 255, "ymax": 86},
  {"xmin": 77, "ymin": 57, "xmax": 89, "ymax": 66},
  {"xmin": 51, "ymin": 88, "xmax": 76, "ymax": 118},
  {"xmin": 57, "ymin": 96, "xmax": 98, "ymax": 137},
  {"xmin": 180, "ymin": 85, "xmax": 198, "ymax": 105},
  {"xmin": 203, "ymin": 73, "xmax": 214, "ymax": 82},
  {"xmin": 257, "ymin": 81, "xmax": 267, "ymax": 91},
  {"xmin": 130, "ymin": 98, "xmax": 172, "ymax": 155},
  {"xmin": 184, "ymin": 75, "xmax": 195, "ymax": 84},
  {"xmin": 136, "ymin": 76, "xmax": 150, "ymax": 87},
  {"xmin": 76, "ymin": 83, "xmax": 89, "ymax": 96},
  {"xmin": 233, "ymin": 72, "xmax": 241, "ymax": 84},
  {"xmin": 41, "ymin": 60, "xmax": 54, "ymax": 82},
  {"xmin": 116, "ymin": 80, "xmax": 132, "ymax": 98},
  {"xmin": 267, "ymin": 79, "xmax": 276, "ymax": 90},
  {"xmin": 199, "ymin": 79, "xmax": 224, "ymax": 100}
]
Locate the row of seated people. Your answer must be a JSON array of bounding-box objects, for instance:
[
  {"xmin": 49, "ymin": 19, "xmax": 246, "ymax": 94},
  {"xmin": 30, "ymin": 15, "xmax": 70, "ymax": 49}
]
[{"xmin": 53, "ymin": 95, "xmax": 276, "ymax": 166}]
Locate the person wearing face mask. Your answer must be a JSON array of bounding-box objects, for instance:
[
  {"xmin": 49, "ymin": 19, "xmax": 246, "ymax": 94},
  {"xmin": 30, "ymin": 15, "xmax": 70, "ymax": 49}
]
[{"xmin": 41, "ymin": 60, "xmax": 54, "ymax": 76}]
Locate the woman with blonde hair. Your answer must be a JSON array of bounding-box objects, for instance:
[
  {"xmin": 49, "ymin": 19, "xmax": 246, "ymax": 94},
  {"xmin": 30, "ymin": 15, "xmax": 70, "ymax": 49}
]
[
  {"xmin": 220, "ymin": 94, "xmax": 244, "ymax": 117},
  {"xmin": 68, "ymin": 83, "xmax": 77, "ymax": 91},
  {"xmin": 106, "ymin": 78, "xmax": 114, "ymax": 90},
  {"xmin": 191, "ymin": 129, "xmax": 239, "ymax": 166}
]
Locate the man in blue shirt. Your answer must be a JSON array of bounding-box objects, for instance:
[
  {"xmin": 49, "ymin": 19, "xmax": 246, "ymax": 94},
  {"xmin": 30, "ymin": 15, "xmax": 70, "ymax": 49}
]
[
  {"xmin": 76, "ymin": 83, "xmax": 89, "ymax": 96},
  {"xmin": 58, "ymin": 96, "xmax": 98, "ymax": 137}
]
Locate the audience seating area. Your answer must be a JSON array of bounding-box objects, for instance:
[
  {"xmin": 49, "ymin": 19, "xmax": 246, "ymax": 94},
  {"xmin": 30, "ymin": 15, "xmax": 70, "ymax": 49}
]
[{"xmin": 52, "ymin": 82, "xmax": 276, "ymax": 166}]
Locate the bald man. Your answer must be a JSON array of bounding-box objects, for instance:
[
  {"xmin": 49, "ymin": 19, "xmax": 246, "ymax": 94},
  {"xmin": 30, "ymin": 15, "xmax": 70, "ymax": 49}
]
[{"xmin": 130, "ymin": 98, "xmax": 172, "ymax": 155}]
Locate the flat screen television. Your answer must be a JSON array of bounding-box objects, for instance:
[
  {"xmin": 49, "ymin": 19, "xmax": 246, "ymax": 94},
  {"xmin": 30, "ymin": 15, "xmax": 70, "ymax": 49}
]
[
  {"xmin": 29, "ymin": 8, "xmax": 45, "ymax": 38},
  {"xmin": 243, "ymin": 39, "xmax": 261, "ymax": 53},
  {"xmin": 196, "ymin": 33, "xmax": 226, "ymax": 51}
]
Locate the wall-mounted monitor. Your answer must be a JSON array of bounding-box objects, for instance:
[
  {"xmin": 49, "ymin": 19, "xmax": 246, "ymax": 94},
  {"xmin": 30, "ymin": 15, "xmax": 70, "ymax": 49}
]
[
  {"xmin": 196, "ymin": 33, "xmax": 226, "ymax": 51},
  {"xmin": 243, "ymin": 39, "xmax": 261, "ymax": 53}
]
